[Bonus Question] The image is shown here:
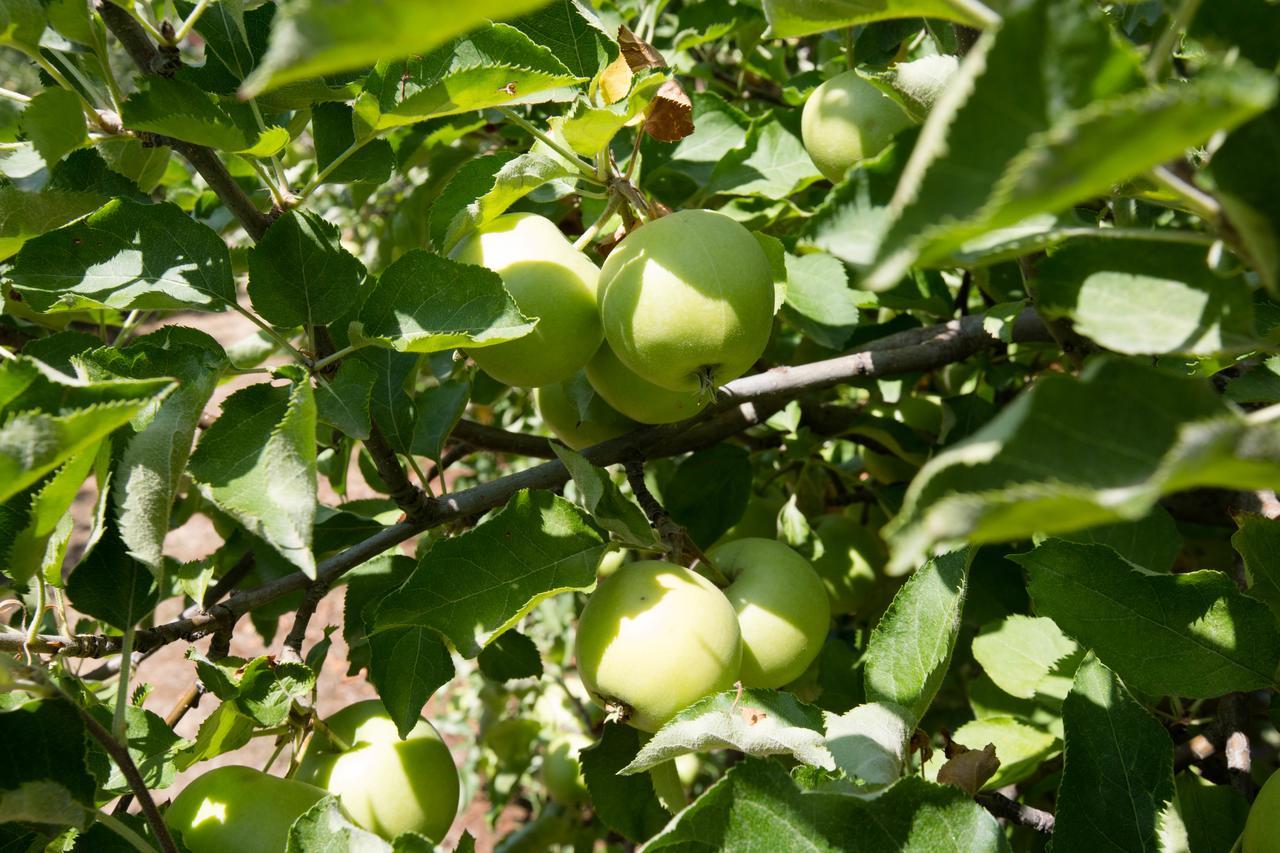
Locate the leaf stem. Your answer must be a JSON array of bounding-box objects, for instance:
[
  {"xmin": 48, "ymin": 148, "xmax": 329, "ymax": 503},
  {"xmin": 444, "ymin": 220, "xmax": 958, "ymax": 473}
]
[
  {"xmin": 1146, "ymin": 0, "xmax": 1205, "ymax": 80},
  {"xmin": 0, "ymin": 86, "xmax": 31, "ymax": 103},
  {"xmin": 310, "ymin": 344, "xmax": 360, "ymax": 372},
  {"xmin": 497, "ymin": 108, "xmax": 603, "ymax": 184},
  {"xmin": 127, "ymin": 2, "xmax": 168, "ymax": 43},
  {"xmin": 245, "ymin": 156, "xmax": 289, "ymax": 207},
  {"xmin": 95, "ymin": 810, "xmax": 161, "ymax": 853},
  {"xmin": 298, "ymin": 135, "xmax": 376, "ymax": 200},
  {"xmin": 228, "ymin": 303, "xmax": 307, "ymax": 361},
  {"xmin": 112, "ymin": 626, "xmax": 135, "ymax": 743},
  {"xmin": 1148, "ymin": 165, "xmax": 1221, "ymax": 223},
  {"xmin": 171, "ymin": 0, "xmax": 214, "ymax": 44},
  {"xmin": 404, "ymin": 454, "xmax": 437, "ymax": 499},
  {"xmin": 573, "ymin": 195, "xmax": 622, "ymax": 251},
  {"xmin": 24, "ymin": 574, "xmax": 46, "ymax": 663}
]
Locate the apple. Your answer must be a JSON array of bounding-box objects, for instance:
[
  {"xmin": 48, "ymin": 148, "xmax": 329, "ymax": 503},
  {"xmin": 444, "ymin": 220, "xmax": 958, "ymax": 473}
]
[
  {"xmin": 597, "ymin": 210, "xmax": 775, "ymax": 393},
  {"xmin": 1244, "ymin": 769, "xmax": 1280, "ymax": 852},
  {"xmin": 575, "ymin": 560, "xmax": 742, "ymax": 731},
  {"xmin": 164, "ymin": 765, "xmax": 327, "ymax": 853},
  {"xmin": 812, "ymin": 514, "xmax": 887, "ymax": 614},
  {"xmin": 597, "ymin": 547, "xmax": 626, "ymax": 578},
  {"xmin": 294, "ymin": 700, "xmax": 459, "ymax": 843},
  {"xmin": 801, "ymin": 70, "xmax": 914, "ymax": 182},
  {"xmin": 452, "ymin": 213, "xmax": 603, "ymax": 387},
  {"xmin": 541, "ymin": 733, "xmax": 592, "ymax": 805},
  {"xmin": 585, "ymin": 342, "xmax": 709, "ymax": 424},
  {"xmin": 708, "ymin": 538, "xmax": 830, "ymax": 689},
  {"xmin": 534, "ymin": 370, "xmax": 638, "ymax": 449}
]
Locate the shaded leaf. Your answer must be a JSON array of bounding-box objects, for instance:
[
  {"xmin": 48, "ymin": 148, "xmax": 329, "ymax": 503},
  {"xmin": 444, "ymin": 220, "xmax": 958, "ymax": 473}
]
[
  {"xmin": 312, "ymin": 103, "xmax": 396, "ymax": 185},
  {"xmin": 316, "ymin": 358, "xmax": 377, "ymax": 440},
  {"xmin": 762, "ymin": 0, "xmax": 994, "ymax": 37},
  {"xmin": 664, "ymin": 445, "xmax": 752, "ymax": 548},
  {"xmin": 19, "ymin": 88, "xmax": 86, "ymax": 168},
  {"xmin": 477, "ymin": 629, "xmax": 543, "ymax": 681},
  {"xmin": 248, "ymin": 210, "xmax": 367, "ymax": 329},
  {"xmin": 552, "ymin": 444, "xmax": 657, "ymax": 549},
  {"xmin": 66, "ymin": 521, "xmax": 158, "ymax": 630},
  {"xmin": 1234, "ymin": 513, "xmax": 1280, "ymax": 624},
  {"xmin": 580, "ymin": 723, "xmax": 669, "ymax": 843},
  {"xmin": 971, "ymin": 614, "xmax": 1078, "ymax": 700},
  {"xmin": 367, "ymin": 626, "xmax": 455, "ymax": 739}
]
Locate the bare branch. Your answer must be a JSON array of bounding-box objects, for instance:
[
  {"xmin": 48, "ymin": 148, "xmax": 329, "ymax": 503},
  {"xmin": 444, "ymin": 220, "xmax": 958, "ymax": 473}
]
[
  {"xmin": 280, "ymin": 581, "xmax": 330, "ymax": 664},
  {"xmin": 975, "ymin": 791, "xmax": 1055, "ymax": 834}
]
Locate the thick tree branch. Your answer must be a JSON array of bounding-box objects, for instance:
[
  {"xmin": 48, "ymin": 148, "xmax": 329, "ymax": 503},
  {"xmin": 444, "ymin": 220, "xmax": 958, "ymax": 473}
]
[
  {"xmin": 975, "ymin": 792, "xmax": 1055, "ymax": 834},
  {"xmin": 452, "ymin": 419, "xmax": 558, "ymax": 458},
  {"xmin": 98, "ymin": 2, "xmax": 272, "ymax": 241},
  {"xmin": 4, "ymin": 310, "xmax": 1051, "ymax": 658}
]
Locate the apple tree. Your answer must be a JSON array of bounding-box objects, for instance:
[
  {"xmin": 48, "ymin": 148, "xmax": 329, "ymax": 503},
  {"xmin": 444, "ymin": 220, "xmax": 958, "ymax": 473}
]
[{"xmin": 2, "ymin": 0, "xmax": 1280, "ymax": 850}]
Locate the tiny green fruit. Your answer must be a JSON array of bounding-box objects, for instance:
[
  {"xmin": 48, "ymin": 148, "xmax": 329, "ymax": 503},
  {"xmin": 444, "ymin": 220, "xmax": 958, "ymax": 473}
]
[
  {"xmin": 541, "ymin": 733, "xmax": 592, "ymax": 805},
  {"xmin": 801, "ymin": 70, "xmax": 914, "ymax": 183},
  {"xmin": 598, "ymin": 209, "xmax": 775, "ymax": 393},
  {"xmin": 1244, "ymin": 769, "xmax": 1280, "ymax": 852},
  {"xmin": 294, "ymin": 700, "xmax": 459, "ymax": 843},
  {"xmin": 710, "ymin": 537, "xmax": 830, "ymax": 688},
  {"xmin": 453, "ymin": 213, "xmax": 603, "ymax": 387},
  {"xmin": 585, "ymin": 342, "xmax": 708, "ymax": 424},
  {"xmin": 164, "ymin": 765, "xmax": 328, "ymax": 853},
  {"xmin": 812, "ymin": 514, "xmax": 886, "ymax": 614},
  {"xmin": 575, "ymin": 561, "xmax": 742, "ymax": 731},
  {"xmin": 535, "ymin": 370, "xmax": 638, "ymax": 449}
]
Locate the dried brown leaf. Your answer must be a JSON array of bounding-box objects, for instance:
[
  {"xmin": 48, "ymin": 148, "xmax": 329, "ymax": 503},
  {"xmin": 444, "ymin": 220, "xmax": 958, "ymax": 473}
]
[
  {"xmin": 618, "ymin": 25, "xmax": 665, "ymax": 71},
  {"xmin": 644, "ymin": 79, "xmax": 693, "ymax": 143},
  {"xmin": 937, "ymin": 742, "xmax": 1000, "ymax": 795}
]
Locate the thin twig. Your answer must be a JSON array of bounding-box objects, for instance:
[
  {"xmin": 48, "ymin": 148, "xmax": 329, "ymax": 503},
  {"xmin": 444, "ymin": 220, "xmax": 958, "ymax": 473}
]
[
  {"xmin": 975, "ymin": 792, "xmax": 1055, "ymax": 834},
  {"xmin": 280, "ymin": 581, "xmax": 330, "ymax": 664}
]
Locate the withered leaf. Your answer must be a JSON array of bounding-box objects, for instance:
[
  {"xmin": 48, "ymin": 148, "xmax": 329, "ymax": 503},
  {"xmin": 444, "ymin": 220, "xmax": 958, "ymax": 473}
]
[
  {"xmin": 618, "ymin": 25, "xmax": 665, "ymax": 71},
  {"xmin": 644, "ymin": 79, "xmax": 693, "ymax": 143},
  {"xmin": 937, "ymin": 742, "xmax": 1000, "ymax": 795}
]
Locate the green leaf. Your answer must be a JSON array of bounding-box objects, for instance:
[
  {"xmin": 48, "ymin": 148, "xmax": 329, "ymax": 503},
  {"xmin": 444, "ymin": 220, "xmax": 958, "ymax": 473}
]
[
  {"xmin": 761, "ymin": 0, "xmax": 996, "ymax": 37},
  {"xmin": 476, "ymin": 629, "xmax": 543, "ymax": 681},
  {"xmin": 121, "ymin": 76, "xmax": 284, "ymax": 153},
  {"xmin": 6, "ymin": 199, "xmax": 236, "ymax": 312},
  {"xmin": 0, "ymin": 0, "xmax": 46, "ymax": 51},
  {"xmin": 344, "ymin": 554, "xmax": 416, "ymax": 677},
  {"xmin": 373, "ymin": 489, "xmax": 606, "ymax": 656},
  {"xmin": 1234, "ymin": 513, "xmax": 1280, "ymax": 623},
  {"xmin": 0, "ymin": 700, "xmax": 94, "ymax": 807},
  {"xmin": 664, "ymin": 445, "xmax": 753, "ymax": 548},
  {"xmin": 367, "ymin": 626, "xmax": 454, "ymax": 739},
  {"xmin": 624, "ymin": 689, "xmax": 833, "ymax": 774},
  {"xmin": 1035, "ymin": 239, "xmax": 1256, "ymax": 356},
  {"xmin": 1226, "ymin": 355, "xmax": 1280, "ymax": 405},
  {"xmin": 1016, "ymin": 539, "xmax": 1280, "ymax": 698},
  {"xmin": 648, "ymin": 92, "xmax": 751, "ymax": 191},
  {"xmin": 311, "ymin": 103, "xmax": 396, "ymax": 185},
  {"xmin": 557, "ymin": 72, "xmax": 668, "ymax": 156},
  {"xmin": 351, "ymin": 250, "xmax": 535, "ymax": 353},
  {"xmin": 428, "ymin": 152, "xmax": 516, "ymax": 250},
  {"xmin": 950, "ymin": 716, "xmax": 1059, "ymax": 790},
  {"xmin": 551, "ymin": 444, "xmax": 658, "ymax": 549},
  {"xmin": 409, "ymin": 377, "xmax": 470, "ymax": 461},
  {"xmin": 363, "ymin": 23, "xmax": 582, "ymax": 130},
  {"xmin": 287, "ymin": 796, "xmax": 392, "ymax": 852},
  {"xmin": 1203, "ymin": 107, "xmax": 1280, "ymax": 294},
  {"xmin": 706, "ymin": 117, "xmax": 821, "ymax": 199},
  {"xmin": 1051, "ymin": 505, "xmax": 1181, "ymax": 573},
  {"xmin": 85, "ymin": 705, "xmax": 188, "ymax": 794},
  {"xmin": 5, "ymin": 446, "xmax": 99, "ymax": 583},
  {"xmin": 824, "ymin": 701, "xmax": 911, "ymax": 789},
  {"xmin": 241, "ymin": 0, "xmax": 555, "ymax": 96},
  {"xmin": 0, "ymin": 185, "xmax": 105, "ymax": 261},
  {"xmin": 782, "ymin": 251, "xmax": 864, "ymax": 350},
  {"xmin": 1053, "ymin": 655, "xmax": 1175, "ymax": 852},
  {"xmin": 316, "ymin": 358, "xmax": 377, "ymax": 440},
  {"xmin": 188, "ymin": 380, "xmax": 318, "ymax": 577},
  {"xmin": 971, "ymin": 614, "xmax": 1078, "ymax": 700},
  {"xmin": 19, "ymin": 88, "xmax": 86, "ymax": 168},
  {"xmin": 174, "ymin": 701, "xmax": 255, "ymax": 771},
  {"xmin": 799, "ymin": 141, "xmax": 904, "ymax": 269},
  {"xmin": 177, "ymin": 0, "xmax": 270, "ymax": 93},
  {"xmin": 580, "ymin": 723, "xmax": 670, "ymax": 843},
  {"xmin": 66, "ymin": 522, "xmax": 158, "ymax": 630},
  {"xmin": 190, "ymin": 650, "xmax": 316, "ymax": 727},
  {"xmin": 644, "ymin": 760, "xmax": 1009, "ymax": 852},
  {"xmin": 1175, "ymin": 773, "xmax": 1251, "ymax": 853},
  {"xmin": 889, "ymin": 358, "xmax": 1280, "ymax": 573},
  {"xmin": 441, "ymin": 151, "xmax": 578, "ymax": 251},
  {"xmin": 78, "ymin": 330, "xmax": 226, "ymax": 570},
  {"xmin": 248, "ymin": 210, "xmax": 367, "ymax": 329},
  {"xmin": 0, "ymin": 782, "xmax": 91, "ymax": 831},
  {"xmin": 511, "ymin": 0, "xmax": 616, "ymax": 80},
  {"xmin": 864, "ymin": 549, "xmax": 972, "ymax": 725},
  {"xmin": 356, "ymin": 348, "xmax": 418, "ymax": 453}
]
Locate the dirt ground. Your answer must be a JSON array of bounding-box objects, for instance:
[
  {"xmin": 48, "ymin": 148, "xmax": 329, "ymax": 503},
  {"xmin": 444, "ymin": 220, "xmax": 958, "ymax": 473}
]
[{"xmin": 75, "ymin": 308, "xmax": 513, "ymax": 850}]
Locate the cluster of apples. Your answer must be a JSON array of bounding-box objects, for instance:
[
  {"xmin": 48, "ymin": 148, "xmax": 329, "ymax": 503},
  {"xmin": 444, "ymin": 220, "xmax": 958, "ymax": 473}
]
[
  {"xmin": 453, "ymin": 207, "xmax": 777, "ymax": 443},
  {"xmin": 165, "ymin": 701, "xmax": 459, "ymax": 852}
]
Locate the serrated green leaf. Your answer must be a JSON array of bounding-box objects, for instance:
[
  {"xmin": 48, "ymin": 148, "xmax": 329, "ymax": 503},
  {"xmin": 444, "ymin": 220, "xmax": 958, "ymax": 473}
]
[
  {"xmin": 190, "ymin": 649, "xmax": 316, "ymax": 727},
  {"xmin": 121, "ymin": 76, "xmax": 276, "ymax": 153},
  {"xmin": 6, "ymin": 445, "xmax": 97, "ymax": 584},
  {"xmin": 889, "ymin": 358, "xmax": 1280, "ymax": 573},
  {"xmin": 351, "ymin": 250, "xmax": 535, "ymax": 353},
  {"xmin": 762, "ymin": 0, "xmax": 995, "ymax": 37},
  {"xmin": 248, "ymin": 210, "xmax": 367, "ymax": 329},
  {"xmin": 287, "ymin": 796, "xmax": 392, "ymax": 852},
  {"xmin": 1036, "ymin": 238, "xmax": 1256, "ymax": 356},
  {"xmin": 428, "ymin": 153, "xmax": 516, "ymax": 250},
  {"xmin": 1175, "ymin": 773, "xmax": 1251, "ymax": 853},
  {"xmin": 1051, "ymin": 505, "xmax": 1181, "ymax": 573},
  {"xmin": 1053, "ymin": 654, "xmax": 1175, "ymax": 852},
  {"xmin": 824, "ymin": 701, "xmax": 911, "ymax": 789},
  {"xmin": 311, "ymin": 103, "xmax": 396, "ymax": 185},
  {"xmin": 623, "ymin": 689, "xmax": 833, "ymax": 774},
  {"xmin": 511, "ymin": 0, "xmax": 615, "ymax": 80},
  {"xmin": 85, "ymin": 705, "xmax": 188, "ymax": 795},
  {"xmin": 177, "ymin": 0, "xmax": 269, "ymax": 93},
  {"xmin": 174, "ymin": 701, "xmax": 255, "ymax": 771},
  {"xmin": 706, "ymin": 117, "xmax": 822, "ymax": 199},
  {"xmin": 950, "ymin": 716, "xmax": 1059, "ymax": 790},
  {"xmin": 344, "ymin": 554, "xmax": 416, "ymax": 677},
  {"xmin": 782, "ymin": 251, "xmax": 863, "ymax": 350},
  {"xmin": 1204, "ymin": 107, "xmax": 1280, "ymax": 294},
  {"xmin": 316, "ymin": 358, "xmax": 376, "ymax": 440},
  {"xmin": 581, "ymin": 723, "xmax": 669, "ymax": 843},
  {"xmin": 551, "ymin": 444, "xmax": 658, "ymax": 549},
  {"xmin": 66, "ymin": 521, "xmax": 158, "ymax": 630},
  {"xmin": 1234, "ymin": 513, "xmax": 1280, "ymax": 624},
  {"xmin": 367, "ymin": 626, "xmax": 455, "ymax": 739},
  {"xmin": 557, "ymin": 72, "xmax": 667, "ymax": 156},
  {"xmin": 441, "ymin": 151, "xmax": 578, "ymax": 250},
  {"xmin": 1017, "ymin": 539, "xmax": 1280, "ymax": 698},
  {"xmin": 374, "ymin": 489, "xmax": 606, "ymax": 656},
  {"xmin": 476, "ymin": 629, "xmax": 543, "ymax": 681},
  {"xmin": 665, "ymin": 445, "xmax": 753, "ymax": 548},
  {"xmin": 242, "ymin": 0, "xmax": 554, "ymax": 96},
  {"xmin": 363, "ymin": 23, "xmax": 583, "ymax": 130},
  {"xmin": 971, "ymin": 615, "xmax": 1078, "ymax": 700},
  {"xmin": 19, "ymin": 88, "xmax": 86, "ymax": 169},
  {"xmin": 0, "ymin": 781, "xmax": 91, "ymax": 831},
  {"xmin": 6, "ymin": 199, "xmax": 236, "ymax": 312},
  {"xmin": 409, "ymin": 376, "xmax": 469, "ymax": 461},
  {"xmin": 0, "ymin": 701, "xmax": 94, "ymax": 809},
  {"xmin": 864, "ymin": 548, "xmax": 972, "ymax": 725},
  {"xmin": 0, "ymin": 185, "xmax": 105, "ymax": 261},
  {"xmin": 188, "ymin": 380, "xmax": 318, "ymax": 577}
]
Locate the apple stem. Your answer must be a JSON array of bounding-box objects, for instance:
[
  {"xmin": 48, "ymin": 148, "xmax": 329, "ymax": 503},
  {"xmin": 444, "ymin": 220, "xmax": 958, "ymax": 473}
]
[{"xmin": 695, "ymin": 367, "xmax": 719, "ymax": 402}]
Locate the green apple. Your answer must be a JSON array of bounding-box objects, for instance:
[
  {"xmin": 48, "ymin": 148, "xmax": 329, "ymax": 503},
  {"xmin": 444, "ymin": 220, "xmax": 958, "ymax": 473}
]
[
  {"xmin": 597, "ymin": 210, "xmax": 775, "ymax": 393},
  {"xmin": 709, "ymin": 538, "xmax": 830, "ymax": 689},
  {"xmin": 1245, "ymin": 769, "xmax": 1280, "ymax": 852},
  {"xmin": 164, "ymin": 765, "xmax": 328, "ymax": 853},
  {"xmin": 812, "ymin": 514, "xmax": 887, "ymax": 615},
  {"xmin": 575, "ymin": 560, "xmax": 742, "ymax": 731},
  {"xmin": 535, "ymin": 370, "xmax": 638, "ymax": 449},
  {"xmin": 801, "ymin": 70, "xmax": 914, "ymax": 182},
  {"xmin": 585, "ymin": 342, "xmax": 708, "ymax": 424},
  {"xmin": 294, "ymin": 700, "xmax": 459, "ymax": 843},
  {"xmin": 541, "ymin": 733, "xmax": 592, "ymax": 805},
  {"xmin": 453, "ymin": 213, "xmax": 603, "ymax": 387},
  {"xmin": 597, "ymin": 547, "xmax": 626, "ymax": 578}
]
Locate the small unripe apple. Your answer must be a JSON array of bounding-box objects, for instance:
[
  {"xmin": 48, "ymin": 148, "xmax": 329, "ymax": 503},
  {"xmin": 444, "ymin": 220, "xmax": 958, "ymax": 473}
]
[
  {"xmin": 1244, "ymin": 769, "xmax": 1280, "ymax": 852},
  {"xmin": 164, "ymin": 765, "xmax": 328, "ymax": 853},
  {"xmin": 541, "ymin": 733, "xmax": 592, "ymax": 805},
  {"xmin": 709, "ymin": 538, "xmax": 830, "ymax": 689},
  {"xmin": 294, "ymin": 700, "xmax": 459, "ymax": 843},
  {"xmin": 575, "ymin": 561, "xmax": 742, "ymax": 731},
  {"xmin": 801, "ymin": 70, "xmax": 914, "ymax": 182},
  {"xmin": 597, "ymin": 210, "xmax": 775, "ymax": 393},
  {"xmin": 535, "ymin": 371, "xmax": 637, "ymax": 449},
  {"xmin": 812, "ymin": 514, "xmax": 886, "ymax": 614},
  {"xmin": 585, "ymin": 342, "xmax": 708, "ymax": 424},
  {"xmin": 453, "ymin": 213, "xmax": 603, "ymax": 387}
]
